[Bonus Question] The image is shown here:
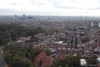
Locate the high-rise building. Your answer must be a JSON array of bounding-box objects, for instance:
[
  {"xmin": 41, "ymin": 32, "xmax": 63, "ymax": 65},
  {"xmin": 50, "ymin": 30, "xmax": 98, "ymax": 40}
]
[
  {"xmin": 98, "ymin": 23, "xmax": 100, "ymax": 27},
  {"xmin": 15, "ymin": 15, "xmax": 17, "ymax": 18},
  {"xmin": 91, "ymin": 22, "xmax": 93, "ymax": 27},
  {"xmin": 23, "ymin": 14, "xmax": 26, "ymax": 20}
]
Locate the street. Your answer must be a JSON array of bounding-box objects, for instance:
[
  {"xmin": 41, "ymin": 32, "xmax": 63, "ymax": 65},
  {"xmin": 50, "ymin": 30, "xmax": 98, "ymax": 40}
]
[
  {"xmin": 73, "ymin": 34, "xmax": 75, "ymax": 47},
  {"xmin": 0, "ymin": 48, "xmax": 5, "ymax": 67}
]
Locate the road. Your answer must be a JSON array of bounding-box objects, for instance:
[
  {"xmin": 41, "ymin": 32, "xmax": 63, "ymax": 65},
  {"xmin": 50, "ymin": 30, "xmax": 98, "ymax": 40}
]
[
  {"xmin": 0, "ymin": 49, "xmax": 5, "ymax": 67},
  {"xmin": 73, "ymin": 34, "xmax": 75, "ymax": 47}
]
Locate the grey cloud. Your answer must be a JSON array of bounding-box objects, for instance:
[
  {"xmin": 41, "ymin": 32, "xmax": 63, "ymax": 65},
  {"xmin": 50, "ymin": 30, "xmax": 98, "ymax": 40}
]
[
  {"xmin": 30, "ymin": 0, "xmax": 36, "ymax": 5},
  {"xmin": 88, "ymin": 7, "xmax": 100, "ymax": 10},
  {"xmin": 97, "ymin": 0, "xmax": 100, "ymax": 2},
  {"xmin": 30, "ymin": 0, "xmax": 47, "ymax": 5},
  {"xmin": 0, "ymin": 8, "xmax": 29, "ymax": 15},
  {"xmin": 9, "ymin": 2, "xmax": 17, "ymax": 5},
  {"xmin": 36, "ymin": 2, "xmax": 47, "ymax": 5},
  {"xmin": 53, "ymin": 5, "xmax": 81, "ymax": 9},
  {"xmin": 50, "ymin": 0, "xmax": 79, "ymax": 9},
  {"xmin": 49, "ymin": 0, "xmax": 61, "ymax": 5},
  {"xmin": 0, "ymin": 8, "xmax": 13, "ymax": 12}
]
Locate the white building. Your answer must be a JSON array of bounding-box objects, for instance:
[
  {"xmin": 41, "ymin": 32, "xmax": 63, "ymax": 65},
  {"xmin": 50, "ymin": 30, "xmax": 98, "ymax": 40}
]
[
  {"xmin": 80, "ymin": 59, "xmax": 87, "ymax": 66},
  {"xmin": 91, "ymin": 22, "xmax": 93, "ymax": 27},
  {"xmin": 53, "ymin": 41, "xmax": 63, "ymax": 44},
  {"xmin": 98, "ymin": 23, "xmax": 100, "ymax": 27}
]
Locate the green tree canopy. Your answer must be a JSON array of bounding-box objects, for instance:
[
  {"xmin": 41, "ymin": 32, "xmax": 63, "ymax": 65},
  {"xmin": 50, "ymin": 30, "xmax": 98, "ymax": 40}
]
[{"xmin": 64, "ymin": 64, "xmax": 68, "ymax": 67}]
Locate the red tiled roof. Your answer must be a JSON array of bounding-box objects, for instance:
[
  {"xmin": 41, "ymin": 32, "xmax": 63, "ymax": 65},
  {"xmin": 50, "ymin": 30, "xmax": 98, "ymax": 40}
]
[
  {"xmin": 59, "ymin": 55, "xmax": 64, "ymax": 60},
  {"xmin": 91, "ymin": 42, "xmax": 100, "ymax": 45},
  {"xmin": 98, "ymin": 63, "xmax": 100, "ymax": 67},
  {"xmin": 35, "ymin": 51, "xmax": 46, "ymax": 61},
  {"xmin": 10, "ymin": 40, "xmax": 13, "ymax": 43},
  {"xmin": 37, "ymin": 45, "xmax": 40, "ymax": 47},
  {"xmin": 74, "ymin": 52, "xmax": 76, "ymax": 54},
  {"xmin": 58, "ymin": 45, "xmax": 65, "ymax": 48},
  {"xmin": 83, "ymin": 52, "xmax": 86, "ymax": 55},
  {"xmin": 68, "ymin": 52, "xmax": 72, "ymax": 55},
  {"xmin": 60, "ymin": 49, "xmax": 67, "ymax": 53},
  {"xmin": 85, "ymin": 60, "xmax": 87, "ymax": 64},
  {"xmin": 19, "ymin": 37, "xmax": 26, "ymax": 43},
  {"xmin": 41, "ymin": 56, "xmax": 53, "ymax": 67}
]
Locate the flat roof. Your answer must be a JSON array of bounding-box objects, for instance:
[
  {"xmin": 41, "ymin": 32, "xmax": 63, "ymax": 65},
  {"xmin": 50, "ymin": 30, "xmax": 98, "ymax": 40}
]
[
  {"xmin": 53, "ymin": 41, "xmax": 63, "ymax": 44},
  {"xmin": 97, "ymin": 57, "xmax": 100, "ymax": 63},
  {"xmin": 80, "ymin": 59, "xmax": 87, "ymax": 65}
]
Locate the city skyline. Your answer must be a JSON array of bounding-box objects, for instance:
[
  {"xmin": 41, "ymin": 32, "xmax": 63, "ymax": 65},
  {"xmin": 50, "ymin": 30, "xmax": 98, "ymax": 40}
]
[{"xmin": 0, "ymin": 0, "xmax": 100, "ymax": 16}]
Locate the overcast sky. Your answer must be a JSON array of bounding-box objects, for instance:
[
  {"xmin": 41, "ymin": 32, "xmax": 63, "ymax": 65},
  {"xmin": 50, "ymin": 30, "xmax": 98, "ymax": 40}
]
[{"xmin": 0, "ymin": 0, "xmax": 100, "ymax": 16}]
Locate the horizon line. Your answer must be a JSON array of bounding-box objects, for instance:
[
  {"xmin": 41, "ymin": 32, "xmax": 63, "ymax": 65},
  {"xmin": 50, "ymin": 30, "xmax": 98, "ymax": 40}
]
[{"xmin": 0, "ymin": 14, "xmax": 100, "ymax": 17}]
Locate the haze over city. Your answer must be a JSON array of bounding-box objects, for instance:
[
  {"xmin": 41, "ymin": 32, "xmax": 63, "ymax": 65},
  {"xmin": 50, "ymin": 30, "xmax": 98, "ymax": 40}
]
[
  {"xmin": 1, "ymin": 0, "xmax": 100, "ymax": 67},
  {"xmin": 0, "ymin": 0, "xmax": 100, "ymax": 16}
]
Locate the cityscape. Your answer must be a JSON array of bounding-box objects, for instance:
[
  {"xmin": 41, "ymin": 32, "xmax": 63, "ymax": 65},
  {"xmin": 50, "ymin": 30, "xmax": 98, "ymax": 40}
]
[
  {"xmin": 1, "ymin": 0, "xmax": 100, "ymax": 67},
  {"xmin": 0, "ymin": 14, "xmax": 100, "ymax": 67}
]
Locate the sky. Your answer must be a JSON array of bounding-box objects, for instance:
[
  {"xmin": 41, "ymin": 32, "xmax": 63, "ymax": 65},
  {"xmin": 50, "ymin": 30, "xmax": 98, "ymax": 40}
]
[{"xmin": 0, "ymin": 0, "xmax": 100, "ymax": 16}]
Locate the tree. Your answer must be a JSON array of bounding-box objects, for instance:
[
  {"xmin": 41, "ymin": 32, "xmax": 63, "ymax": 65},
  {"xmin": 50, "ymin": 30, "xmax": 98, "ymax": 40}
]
[
  {"xmin": 34, "ymin": 46, "xmax": 41, "ymax": 56},
  {"xmin": 76, "ymin": 52, "xmax": 80, "ymax": 67},
  {"xmin": 24, "ymin": 58, "xmax": 33, "ymax": 67},
  {"xmin": 87, "ymin": 36, "xmax": 90, "ymax": 41},
  {"xmin": 82, "ymin": 36, "xmax": 90, "ymax": 43},
  {"xmin": 19, "ymin": 48, "xmax": 28, "ymax": 57},
  {"xmin": 26, "ymin": 36, "xmax": 38, "ymax": 43},
  {"xmin": 65, "ymin": 32, "xmax": 68, "ymax": 35},
  {"xmin": 15, "ymin": 51, "xmax": 25, "ymax": 58},
  {"xmin": 29, "ymin": 48, "xmax": 35, "ymax": 62},
  {"xmin": 80, "ymin": 34, "xmax": 84, "ymax": 36},
  {"xmin": 71, "ymin": 66, "xmax": 73, "ymax": 67},
  {"xmin": 12, "ymin": 57, "xmax": 22, "ymax": 67},
  {"xmin": 0, "ymin": 24, "xmax": 49, "ymax": 44},
  {"xmin": 4, "ymin": 44, "xmax": 34, "ymax": 67},
  {"xmin": 41, "ymin": 48, "xmax": 45, "ymax": 51},
  {"xmin": 87, "ymin": 57, "xmax": 96, "ymax": 65},
  {"xmin": 0, "ymin": 37, "xmax": 2, "ymax": 45},
  {"xmin": 59, "ymin": 38, "xmax": 67, "ymax": 43},
  {"xmin": 75, "ymin": 34, "xmax": 77, "ymax": 48},
  {"xmin": 4, "ymin": 51, "xmax": 12, "ymax": 64},
  {"xmin": 64, "ymin": 64, "xmax": 68, "ymax": 67},
  {"xmin": 72, "ymin": 28, "xmax": 77, "ymax": 31},
  {"xmin": 70, "ymin": 56, "xmax": 76, "ymax": 67},
  {"xmin": 46, "ymin": 48, "xmax": 50, "ymax": 56},
  {"xmin": 12, "ymin": 57, "xmax": 33, "ymax": 67},
  {"xmin": 71, "ymin": 36, "xmax": 73, "ymax": 47},
  {"xmin": 54, "ymin": 59, "xmax": 61, "ymax": 67},
  {"xmin": 50, "ymin": 64, "xmax": 56, "ymax": 67},
  {"xmin": 79, "ymin": 28, "xmax": 84, "ymax": 30}
]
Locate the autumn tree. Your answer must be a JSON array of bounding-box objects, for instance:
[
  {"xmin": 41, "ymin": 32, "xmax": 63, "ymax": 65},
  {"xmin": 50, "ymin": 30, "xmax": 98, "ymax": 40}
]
[{"xmin": 4, "ymin": 51, "xmax": 12, "ymax": 64}]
